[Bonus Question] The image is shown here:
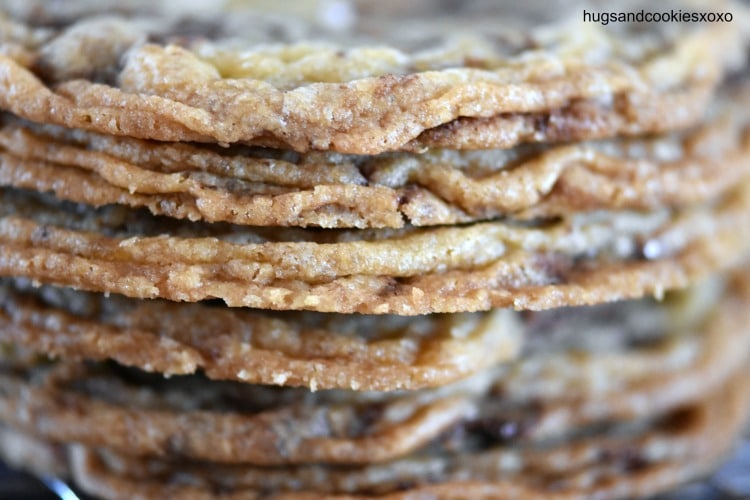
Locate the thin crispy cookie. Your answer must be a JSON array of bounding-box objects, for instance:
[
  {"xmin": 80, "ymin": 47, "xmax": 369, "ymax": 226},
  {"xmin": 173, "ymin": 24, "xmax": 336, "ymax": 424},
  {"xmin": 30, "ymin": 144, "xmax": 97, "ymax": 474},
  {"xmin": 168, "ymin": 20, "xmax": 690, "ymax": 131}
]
[
  {"xmin": 0, "ymin": 99, "xmax": 748, "ymax": 227},
  {"xmin": 0, "ymin": 182, "xmax": 749, "ymax": 313},
  {"xmin": 0, "ymin": 1, "xmax": 746, "ymax": 152},
  {"xmin": 0, "ymin": 273, "xmax": 745, "ymax": 465},
  {"xmin": 0, "ymin": 280, "xmax": 524, "ymax": 390},
  {"xmin": 5, "ymin": 367, "xmax": 745, "ymax": 499}
]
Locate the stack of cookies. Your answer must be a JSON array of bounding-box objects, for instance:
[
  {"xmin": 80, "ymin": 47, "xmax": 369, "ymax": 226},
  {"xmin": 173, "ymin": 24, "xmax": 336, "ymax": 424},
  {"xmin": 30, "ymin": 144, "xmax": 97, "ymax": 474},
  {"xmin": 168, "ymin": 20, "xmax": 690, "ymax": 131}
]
[{"xmin": 0, "ymin": 0, "xmax": 749, "ymax": 497}]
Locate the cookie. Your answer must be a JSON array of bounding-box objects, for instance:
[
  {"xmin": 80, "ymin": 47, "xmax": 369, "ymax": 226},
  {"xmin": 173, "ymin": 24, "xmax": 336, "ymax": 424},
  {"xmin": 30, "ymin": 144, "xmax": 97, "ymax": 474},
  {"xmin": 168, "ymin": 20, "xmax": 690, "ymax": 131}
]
[
  {"xmin": 0, "ymin": 270, "xmax": 744, "ymax": 465},
  {"xmin": 0, "ymin": 278, "xmax": 525, "ymax": 390},
  {"xmin": 0, "ymin": 91, "xmax": 748, "ymax": 228},
  {"xmin": 1, "ymin": 181, "xmax": 749, "ymax": 313},
  {"xmin": 1, "ymin": 364, "xmax": 746, "ymax": 498},
  {"xmin": 0, "ymin": 0, "xmax": 745, "ymax": 152}
]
